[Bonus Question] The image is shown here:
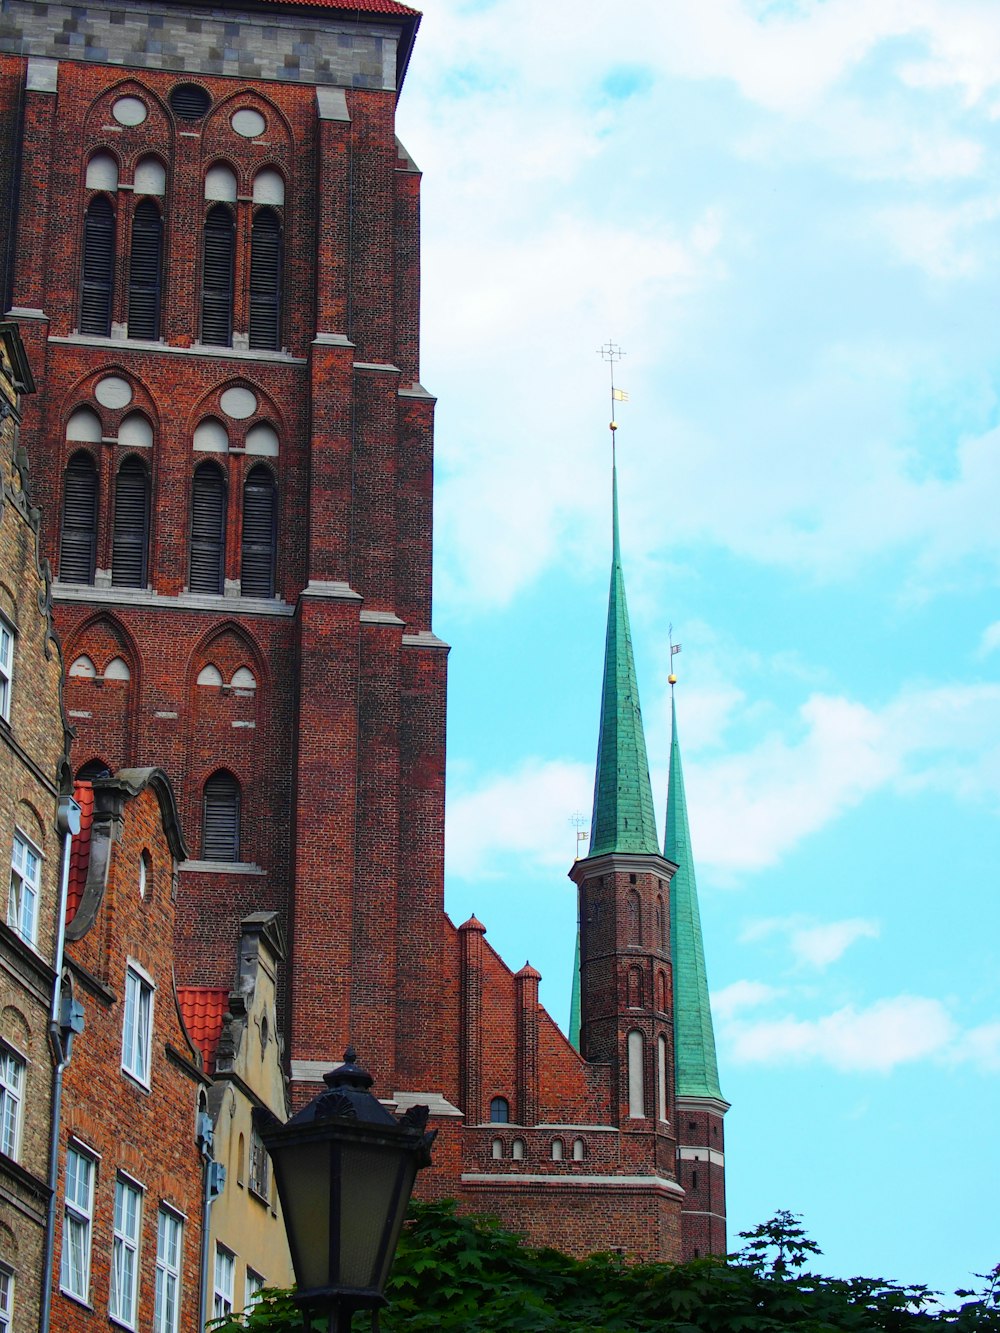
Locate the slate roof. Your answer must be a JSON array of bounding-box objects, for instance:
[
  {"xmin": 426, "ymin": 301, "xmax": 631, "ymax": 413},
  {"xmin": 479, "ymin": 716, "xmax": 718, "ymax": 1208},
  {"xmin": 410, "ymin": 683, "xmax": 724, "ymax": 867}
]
[
  {"xmin": 665, "ymin": 694, "xmax": 724, "ymax": 1102},
  {"xmin": 177, "ymin": 986, "xmax": 229, "ymax": 1073}
]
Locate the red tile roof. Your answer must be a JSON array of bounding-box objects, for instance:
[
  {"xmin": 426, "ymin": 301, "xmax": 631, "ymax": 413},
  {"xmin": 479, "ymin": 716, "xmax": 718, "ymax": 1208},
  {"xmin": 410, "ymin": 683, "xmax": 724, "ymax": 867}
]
[
  {"xmin": 177, "ymin": 987, "xmax": 229, "ymax": 1073},
  {"xmin": 257, "ymin": 0, "xmax": 419, "ymax": 13},
  {"xmin": 66, "ymin": 782, "xmax": 95, "ymax": 926}
]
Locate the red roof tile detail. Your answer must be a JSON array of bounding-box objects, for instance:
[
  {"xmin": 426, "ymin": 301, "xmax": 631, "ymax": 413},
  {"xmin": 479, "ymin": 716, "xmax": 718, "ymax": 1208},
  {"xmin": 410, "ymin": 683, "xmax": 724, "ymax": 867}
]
[
  {"xmin": 177, "ymin": 987, "xmax": 229, "ymax": 1073},
  {"xmin": 66, "ymin": 782, "xmax": 95, "ymax": 926},
  {"xmin": 256, "ymin": 0, "xmax": 418, "ymax": 13}
]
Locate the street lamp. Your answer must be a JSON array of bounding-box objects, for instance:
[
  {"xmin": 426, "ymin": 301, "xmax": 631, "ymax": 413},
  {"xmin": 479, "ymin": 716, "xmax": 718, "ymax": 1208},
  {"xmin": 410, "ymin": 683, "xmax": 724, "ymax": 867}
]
[{"xmin": 254, "ymin": 1048, "xmax": 436, "ymax": 1332}]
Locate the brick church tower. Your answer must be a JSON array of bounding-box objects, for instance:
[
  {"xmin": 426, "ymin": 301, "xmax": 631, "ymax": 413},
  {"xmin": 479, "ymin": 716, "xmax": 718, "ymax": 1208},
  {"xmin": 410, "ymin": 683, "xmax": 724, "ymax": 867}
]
[{"xmin": 0, "ymin": 0, "xmax": 728, "ymax": 1262}]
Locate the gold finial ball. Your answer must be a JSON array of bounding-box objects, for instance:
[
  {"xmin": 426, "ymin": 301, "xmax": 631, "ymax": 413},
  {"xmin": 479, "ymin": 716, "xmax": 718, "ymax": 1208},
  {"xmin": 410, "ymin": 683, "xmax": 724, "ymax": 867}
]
[
  {"xmin": 668, "ymin": 674, "xmax": 677, "ymax": 685},
  {"xmin": 609, "ymin": 420, "xmax": 618, "ymax": 431}
]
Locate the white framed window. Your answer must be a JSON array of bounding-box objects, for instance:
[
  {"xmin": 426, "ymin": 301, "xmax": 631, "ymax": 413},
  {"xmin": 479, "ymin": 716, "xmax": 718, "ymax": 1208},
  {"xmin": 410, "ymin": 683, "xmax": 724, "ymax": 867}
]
[
  {"xmin": 154, "ymin": 1209, "xmax": 183, "ymax": 1333},
  {"xmin": 110, "ymin": 1176, "xmax": 142, "ymax": 1328},
  {"xmin": 248, "ymin": 1122, "xmax": 269, "ymax": 1201},
  {"xmin": 0, "ymin": 1264, "xmax": 12, "ymax": 1333},
  {"xmin": 0, "ymin": 1047, "xmax": 24, "ymax": 1159},
  {"xmin": 61, "ymin": 1144, "xmax": 95, "ymax": 1301},
  {"xmin": 0, "ymin": 616, "xmax": 13, "ymax": 721},
  {"xmin": 245, "ymin": 1269, "xmax": 265, "ymax": 1310},
  {"xmin": 8, "ymin": 830, "xmax": 41, "ymax": 945},
  {"xmin": 213, "ymin": 1246, "xmax": 235, "ymax": 1319},
  {"xmin": 122, "ymin": 964, "xmax": 153, "ymax": 1085}
]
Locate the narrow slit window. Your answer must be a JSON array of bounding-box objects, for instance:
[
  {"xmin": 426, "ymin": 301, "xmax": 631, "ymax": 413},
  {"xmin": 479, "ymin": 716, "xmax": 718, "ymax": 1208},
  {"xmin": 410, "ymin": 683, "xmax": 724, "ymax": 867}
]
[
  {"xmin": 128, "ymin": 199, "xmax": 163, "ymax": 340},
  {"xmin": 241, "ymin": 465, "xmax": 276, "ymax": 597},
  {"xmin": 112, "ymin": 458, "xmax": 150, "ymax": 588},
  {"xmin": 201, "ymin": 204, "xmax": 235, "ymax": 346},
  {"xmin": 249, "ymin": 208, "xmax": 282, "ymax": 351},
  {"xmin": 80, "ymin": 196, "xmax": 115, "ymax": 336},
  {"xmin": 60, "ymin": 452, "xmax": 99, "ymax": 585},
  {"xmin": 189, "ymin": 462, "xmax": 226, "ymax": 593}
]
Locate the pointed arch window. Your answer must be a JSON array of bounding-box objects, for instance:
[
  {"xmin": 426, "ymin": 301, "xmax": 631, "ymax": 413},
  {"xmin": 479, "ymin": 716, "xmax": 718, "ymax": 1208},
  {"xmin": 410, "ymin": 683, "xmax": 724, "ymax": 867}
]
[
  {"xmin": 627, "ymin": 889, "xmax": 641, "ymax": 946},
  {"xmin": 627, "ymin": 1029, "xmax": 645, "ymax": 1119},
  {"xmin": 241, "ymin": 465, "xmax": 276, "ymax": 597},
  {"xmin": 249, "ymin": 208, "xmax": 282, "ymax": 351},
  {"xmin": 201, "ymin": 205, "xmax": 235, "ymax": 346},
  {"xmin": 202, "ymin": 771, "xmax": 241, "ymax": 861},
  {"xmin": 80, "ymin": 196, "xmax": 115, "ymax": 336},
  {"xmin": 127, "ymin": 199, "xmax": 163, "ymax": 340},
  {"xmin": 189, "ymin": 462, "xmax": 226, "ymax": 593},
  {"xmin": 60, "ymin": 452, "xmax": 99, "ymax": 584},
  {"xmin": 112, "ymin": 457, "xmax": 150, "ymax": 588}
]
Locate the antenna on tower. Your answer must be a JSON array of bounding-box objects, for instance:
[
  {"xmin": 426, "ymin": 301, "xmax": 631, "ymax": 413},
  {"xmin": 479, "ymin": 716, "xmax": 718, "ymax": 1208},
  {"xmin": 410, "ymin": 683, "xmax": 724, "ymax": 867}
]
[
  {"xmin": 597, "ymin": 340, "xmax": 628, "ymax": 464},
  {"xmin": 569, "ymin": 811, "xmax": 589, "ymax": 862},
  {"xmin": 668, "ymin": 622, "xmax": 682, "ymax": 689}
]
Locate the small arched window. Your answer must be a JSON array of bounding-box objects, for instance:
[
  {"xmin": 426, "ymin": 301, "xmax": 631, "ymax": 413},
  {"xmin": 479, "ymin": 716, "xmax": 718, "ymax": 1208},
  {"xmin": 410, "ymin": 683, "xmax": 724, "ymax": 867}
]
[
  {"xmin": 77, "ymin": 759, "xmax": 111, "ymax": 781},
  {"xmin": 657, "ymin": 1034, "xmax": 668, "ymax": 1122},
  {"xmin": 202, "ymin": 770, "xmax": 240, "ymax": 862},
  {"xmin": 134, "ymin": 156, "xmax": 166, "ymax": 196},
  {"xmin": 249, "ymin": 208, "xmax": 282, "ymax": 351},
  {"xmin": 511, "ymin": 1138, "xmax": 525, "ymax": 1161},
  {"xmin": 551, "ymin": 1138, "xmax": 564, "ymax": 1161},
  {"xmin": 490, "ymin": 1138, "xmax": 503, "ymax": 1160},
  {"xmin": 59, "ymin": 452, "xmax": 99, "ymax": 584},
  {"xmin": 127, "ymin": 199, "xmax": 163, "ymax": 340},
  {"xmin": 572, "ymin": 1138, "xmax": 585, "ymax": 1162},
  {"xmin": 201, "ymin": 204, "xmax": 235, "ymax": 346},
  {"xmin": 80, "ymin": 196, "xmax": 116, "ymax": 335},
  {"xmin": 111, "ymin": 457, "xmax": 150, "ymax": 588},
  {"xmin": 627, "ymin": 967, "xmax": 643, "ymax": 1009},
  {"xmin": 657, "ymin": 970, "xmax": 669, "ymax": 1015},
  {"xmin": 189, "ymin": 462, "xmax": 226, "ymax": 593},
  {"xmin": 489, "ymin": 1097, "xmax": 509, "ymax": 1124},
  {"xmin": 241, "ymin": 465, "xmax": 276, "ymax": 597}
]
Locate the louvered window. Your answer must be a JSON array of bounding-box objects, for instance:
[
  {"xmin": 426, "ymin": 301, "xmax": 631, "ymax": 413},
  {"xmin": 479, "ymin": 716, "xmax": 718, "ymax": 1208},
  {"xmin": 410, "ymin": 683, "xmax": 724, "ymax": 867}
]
[
  {"xmin": 80, "ymin": 197, "xmax": 115, "ymax": 336},
  {"xmin": 249, "ymin": 208, "xmax": 282, "ymax": 351},
  {"xmin": 241, "ymin": 465, "xmax": 276, "ymax": 597},
  {"xmin": 170, "ymin": 83, "xmax": 211, "ymax": 121},
  {"xmin": 127, "ymin": 199, "xmax": 162, "ymax": 340},
  {"xmin": 189, "ymin": 463, "xmax": 226, "ymax": 593},
  {"xmin": 112, "ymin": 458, "xmax": 150, "ymax": 588},
  {"xmin": 202, "ymin": 771, "xmax": 240, "ymax": 861},
  {"xmin": 59, "ymin": 453, "xmax": 99, "ymax": 584},
  {"xmin": 201, "ymin": 205, "xmax": 234, "ymax": 347}
]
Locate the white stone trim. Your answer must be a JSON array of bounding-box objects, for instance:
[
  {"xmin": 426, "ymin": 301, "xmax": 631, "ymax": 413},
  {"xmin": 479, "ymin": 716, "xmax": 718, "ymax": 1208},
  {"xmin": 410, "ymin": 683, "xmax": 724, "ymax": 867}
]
[
  {"xmin": 26, "ymin": 58, "xmax": 58, "ymax": 92},
  {"xmin": 353, "ymin": 361, "xmax": 400, "ymax": 374},
  {"xmin": 6, "ymin": 306, "xmax": 47, "ymax": 320},
  {"xmin": 676, "ymin": 1094, "xmax": 731, "ymax": 1115},
  {"xmin": 569, "ymin": 850, "xmax": 678, "ymax": 884},
  {"xmin": 398, "ymin": 382, "xmax": 435, "ymax": 400},
  {"xmin": 316, "ymin": 87, "xmax": 350, "ymax": 122},
  {"xmin": 180, "ymin": 861, "xmax": 265, "ymax": 876},
  {"xmin": 401, "ymin": 631, "xmax": 450, "ymax": 651},
  {"xmin": 359, "ymin": 610, "xmax": 405, "ymax": 626},
  {"xmin": 300, "ymin": 580, "xmax": 363, "ymax": 602},
  {"xmin": 48, "ymin": 334, "xmax": 305, "ymax": 365},
  {"xmin": 312, "ymin": 333, "xmax": 354, "ymax": 347},
  {"xmin": 393, "ymin": 1091, "xmax": 463, "ymax": 1118},
  {"xmin": 533, "ymin": 1123, "xmax": 619, "ymax": 1133},
  {"xmin": 678, "ymin": 1147, "xmax": 725, "ymax": 1166},
  {"xmin": 462, "ymin": 1173, "xmax": 684, "ymax": 1196},
  {"xmin": 53, "ymin": 584, "xmax": 295, "ymax": 618},
  {"xmin": 290, "ymin": 1060, "xmax": 330, "ymax": 1083}
]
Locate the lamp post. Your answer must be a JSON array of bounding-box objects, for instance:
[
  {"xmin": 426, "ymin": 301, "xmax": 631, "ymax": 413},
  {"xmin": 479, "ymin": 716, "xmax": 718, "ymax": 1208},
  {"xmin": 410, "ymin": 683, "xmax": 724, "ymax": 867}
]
[{"xmin": 254, "ymin": 1047, "xmax": 436, "ymax": 1333}]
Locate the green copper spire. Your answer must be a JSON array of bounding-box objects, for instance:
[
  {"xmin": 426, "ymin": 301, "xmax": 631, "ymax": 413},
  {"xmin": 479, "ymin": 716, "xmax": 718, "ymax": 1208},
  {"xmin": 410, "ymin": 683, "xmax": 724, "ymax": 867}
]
[
  {"xmin": 587, "ymin": 466, "xmax": 660, "ymax": 857},
  {"xmin": 665, "ymin": 693, "xmax": 724, "ymax": 1101},
  {"xmin": 569, "ymin": 907, "xmax": 582, "ymax": 1050}
]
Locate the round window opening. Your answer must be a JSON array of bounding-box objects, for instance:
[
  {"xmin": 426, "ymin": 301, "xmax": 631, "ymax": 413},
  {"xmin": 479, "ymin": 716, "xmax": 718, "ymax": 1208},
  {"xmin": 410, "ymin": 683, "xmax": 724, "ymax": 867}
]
[
  {"xmin": 113, "ymin": 96, "xmax": 147, "ymax": 127},
  {"xmin": 220, "ymin": 386, "xmax": 258, "ymax": 420},
  {"xmin": 232, "ymin": 108, "xmax": 266, "ymax": 139},
  {"xmin": 94, "ymin": 375, "xmax": 133, "ymax": 409},
  {"xmin": 170, "ymin": 83, "xmax": 211, "ymax": 121}
]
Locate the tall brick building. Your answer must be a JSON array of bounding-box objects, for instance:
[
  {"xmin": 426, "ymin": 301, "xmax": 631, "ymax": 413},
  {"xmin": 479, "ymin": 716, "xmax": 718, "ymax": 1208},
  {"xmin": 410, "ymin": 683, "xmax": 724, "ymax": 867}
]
[{"xmin": 0, "ymin": 0, "xmax": 727, "ymax": 1263}]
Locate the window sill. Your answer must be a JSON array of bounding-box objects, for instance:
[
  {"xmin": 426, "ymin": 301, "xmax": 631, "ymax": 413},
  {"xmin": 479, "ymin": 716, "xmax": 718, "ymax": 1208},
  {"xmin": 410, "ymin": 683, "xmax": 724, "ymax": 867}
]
[
  {"xmin": 121, "ymin": 1068, "xmax": 151, "ymax": 1095},
  {"xmin": 180, "ymin": 860, "xmax": 265, "ymax": 876},
  {"xmin": 59, "ymin": 1288, "xmax": 93, "ymax": 1310}
]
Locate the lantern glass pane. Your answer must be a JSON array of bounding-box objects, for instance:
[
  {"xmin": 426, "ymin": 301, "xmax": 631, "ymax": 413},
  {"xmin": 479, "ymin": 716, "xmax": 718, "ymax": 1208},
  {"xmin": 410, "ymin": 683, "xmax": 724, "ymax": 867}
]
[
  {"xmin": 277, "ymin": 1142, "xmax": 333, "ymax": 1291},
  {"xmin": 338, "ymin": 1145, "xmax": 417, "ymax": 1291}
]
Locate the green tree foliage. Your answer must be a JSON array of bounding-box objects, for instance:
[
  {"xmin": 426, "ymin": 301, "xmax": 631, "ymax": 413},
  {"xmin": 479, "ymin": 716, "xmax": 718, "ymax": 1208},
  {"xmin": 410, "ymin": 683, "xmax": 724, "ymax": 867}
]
[{"xmin": 212, "ymin": 1202, "xmax": 1000, "ymax": 1333}]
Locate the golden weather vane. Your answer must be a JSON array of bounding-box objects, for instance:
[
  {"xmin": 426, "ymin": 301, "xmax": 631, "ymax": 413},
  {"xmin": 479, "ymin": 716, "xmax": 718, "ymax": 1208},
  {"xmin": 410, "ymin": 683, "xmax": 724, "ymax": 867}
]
[{"xmin": 569, "ymin": 811, "xmax": 589, "ymax": 862}]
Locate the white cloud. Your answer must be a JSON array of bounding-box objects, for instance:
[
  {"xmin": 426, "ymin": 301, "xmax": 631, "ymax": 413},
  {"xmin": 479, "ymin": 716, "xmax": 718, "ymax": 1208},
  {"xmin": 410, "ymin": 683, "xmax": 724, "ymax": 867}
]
[
  {"xmin": 723, "ymin": 994, "xmax": 957, "ymax": 1072},
  {"xmin": 951, "ymin": 1022, "xmax": 1000, "ymax": 1072},
  {"xmin": 743, "ymin": 915, "xmax": 881, "ymax": 968},
  {"xmin": 711, "ymin": 979, "xmax": 784, "ymax": 1021},
  {"xmin": 445, "ymin": 758, "xmax": 593, "ymax": 881},
  {"xmin": 976, "ymin": 622, "xmax": 1000, "ymax": 659}
]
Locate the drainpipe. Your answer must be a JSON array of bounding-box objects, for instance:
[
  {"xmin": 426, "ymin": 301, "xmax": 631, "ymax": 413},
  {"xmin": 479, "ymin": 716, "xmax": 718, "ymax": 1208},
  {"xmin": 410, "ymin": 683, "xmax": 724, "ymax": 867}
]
[
  {"xmin": 39, "ymin": 793, "xmax": 82, "ymax": 1333},
  {"xmin": 197, "ymin": 1110, "xmax": 224, "ymax": 1329}
]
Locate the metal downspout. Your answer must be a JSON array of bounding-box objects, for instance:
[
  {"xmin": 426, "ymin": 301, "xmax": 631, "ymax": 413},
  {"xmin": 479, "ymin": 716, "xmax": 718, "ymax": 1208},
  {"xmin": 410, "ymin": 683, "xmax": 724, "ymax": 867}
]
[{"xmin": 39, "ymin": 794, "xmax": 81, "ymax": 1333}]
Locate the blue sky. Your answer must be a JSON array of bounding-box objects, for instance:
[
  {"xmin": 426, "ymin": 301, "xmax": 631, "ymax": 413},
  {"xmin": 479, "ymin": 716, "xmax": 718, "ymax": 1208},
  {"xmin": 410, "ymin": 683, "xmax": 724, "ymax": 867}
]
[{"xmin": 395, "ymin": 0, "xmax": 1000, "ymax": 1298}]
